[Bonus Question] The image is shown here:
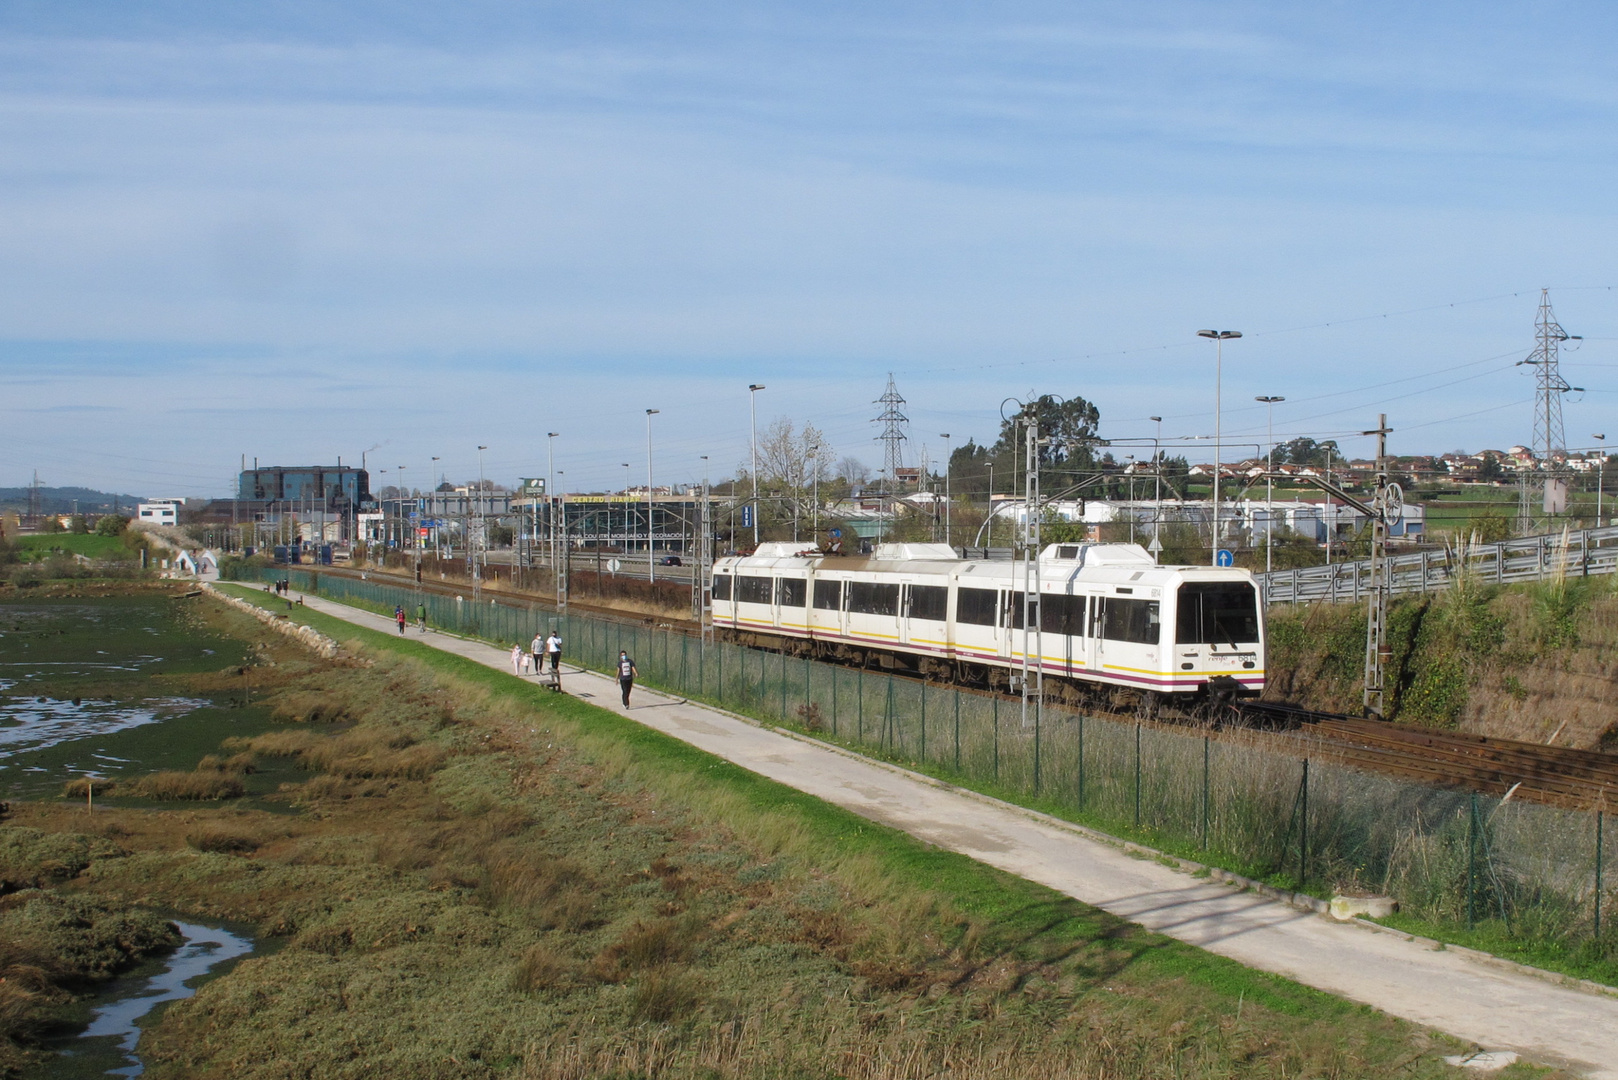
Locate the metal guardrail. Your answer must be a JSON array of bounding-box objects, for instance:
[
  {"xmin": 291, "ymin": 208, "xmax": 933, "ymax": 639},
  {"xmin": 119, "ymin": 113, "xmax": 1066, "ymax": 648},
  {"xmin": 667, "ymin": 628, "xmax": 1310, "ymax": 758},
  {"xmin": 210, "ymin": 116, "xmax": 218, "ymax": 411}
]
[{"xmin": 1256, "ymin": 525, "xmax": 1618, "ymax": 604}]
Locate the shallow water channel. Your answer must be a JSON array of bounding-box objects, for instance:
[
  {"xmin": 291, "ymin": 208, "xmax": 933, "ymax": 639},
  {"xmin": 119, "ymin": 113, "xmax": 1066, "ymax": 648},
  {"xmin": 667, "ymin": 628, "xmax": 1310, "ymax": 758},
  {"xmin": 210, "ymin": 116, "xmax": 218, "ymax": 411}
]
[{"xmin": 41, "ymin": 922, "xmax": 256, "ymax": 1079}]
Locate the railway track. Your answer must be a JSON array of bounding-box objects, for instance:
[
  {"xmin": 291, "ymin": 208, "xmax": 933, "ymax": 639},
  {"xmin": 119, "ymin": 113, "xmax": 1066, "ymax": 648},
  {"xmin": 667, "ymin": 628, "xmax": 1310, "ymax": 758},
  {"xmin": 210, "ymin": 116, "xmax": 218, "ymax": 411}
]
[
  {"xmin": 271, "ymin": 565, "xmax": 1618, "ymax": 812},
  {"xmin": 1240, "ymin": 701, "xmax": 1618, "ymax": 812}
]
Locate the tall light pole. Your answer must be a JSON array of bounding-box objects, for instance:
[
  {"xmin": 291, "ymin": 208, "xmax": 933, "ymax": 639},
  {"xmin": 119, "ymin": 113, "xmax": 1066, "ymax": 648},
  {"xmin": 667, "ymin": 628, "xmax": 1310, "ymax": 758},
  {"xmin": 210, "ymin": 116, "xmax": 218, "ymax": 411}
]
[
  {"xmin": 545, "ymin": 434, "xmax": 558, "ymax": 582},
  {"xmin": 940, "ymin": 433, "xmax": 952, "ymax": 548},
  {"xmin": 748, "ymin": 384, "xmax": 765, "ymax": 546},
  {"xmin": 430, "ymin": 456, "xmax": 441, "ymax": 557},
  {"xmin": 646, "ymin": 409, "xmax": 659, "ymax": 582},
  {"xmin": 1148, "ymin": 417, "xmax": 1162, "ymax": 556},
  {"xmin": 474, "ymin": 446, "xmax": 487, "ymax": 600},
  {"xmin": 1596, "ymin": 434, "xmax": 1607, "ymax": 526},
  {"xmin": 1197, "ymin": 329, "xmax": 1242, "ymax": 565},
  {"xmin": 1256, "ymin": 396, "xmax": 1285, "ymax": 575}
]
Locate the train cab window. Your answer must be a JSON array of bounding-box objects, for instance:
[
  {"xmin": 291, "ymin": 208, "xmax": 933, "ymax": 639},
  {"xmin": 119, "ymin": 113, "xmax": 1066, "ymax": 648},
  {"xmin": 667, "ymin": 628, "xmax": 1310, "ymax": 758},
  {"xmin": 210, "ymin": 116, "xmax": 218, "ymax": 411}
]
[
  {"xmin": 1100, "ymin": 598, "xmax": 1161, "ymax": 645},
  {"xmin": 738, "ymin": 575, "xmax": 774, "ymax": 605},
  {"xmin": 712, "ymin": 574, "xmax": 732, "ymax": 601},
  {"xmin": 847, "ymin": 581, "xmax": 900, "ymax": 616},
  {"xmin": 778, "ymin": 578, "xmax": 807, "ymax": 608},
  {"xmin": 1041, "ymin": 594, "xmax": 1086, "ymax": 637},
  {"xmin": 813, "ymin": 580, "xmax": 842, "ymax": 610},
  {"xmin": 956, "ymin": 587, "xmax": 999, "ymax": 626},
  {"xmin": 1176, "ymin": 583, "xmax": 1260, "ymax": 645},
  {"xmin": 907, "ymin": 584, "xmax": 948, "ymax": 621}
]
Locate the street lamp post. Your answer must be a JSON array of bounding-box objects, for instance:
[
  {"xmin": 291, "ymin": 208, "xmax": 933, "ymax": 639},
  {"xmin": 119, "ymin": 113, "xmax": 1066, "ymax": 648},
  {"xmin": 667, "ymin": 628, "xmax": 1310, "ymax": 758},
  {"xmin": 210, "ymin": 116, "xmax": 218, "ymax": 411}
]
[
  {"xmin": 1596, "ymin": 434, "xmax": 1607, "ymax": 526},
  {"xmin": 940, "ymin": 433, "xmax": 952, "ymax": 549},
  {"xmin": 474, "ymin": 446, "xmax": 488, "ymax": 600},
  {"xmin": 1256, "ymin": 396, "xmax": 1285, "ymax": 575},
  {"xmin": 1197, "ymin": 329, "xmax": 1242, "ymax": 565},
  {"xmin": 646, "ymin": 409, "xmax": 659, "ymax": 582},
  {"xmin": 748, "ymin": 385, "xmax": 765, "ymax": 547}
]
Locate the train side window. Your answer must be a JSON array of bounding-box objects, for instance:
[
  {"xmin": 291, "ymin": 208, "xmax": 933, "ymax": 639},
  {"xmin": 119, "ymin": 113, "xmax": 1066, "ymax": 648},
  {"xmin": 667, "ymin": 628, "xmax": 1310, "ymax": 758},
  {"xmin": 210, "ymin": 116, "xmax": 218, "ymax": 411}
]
[
  {"xmin": 778, "ymin": 578, "xmax": 807, "ymax": 607},
  {"xmin": 908, "ymin": 584, "xmax": 948, "ymax": 621},
  {"xmin": 738, "ymin": 575, "xmax": 774, "ymax": 605},
  {"xmin": 957, "ymin": 587, "xmax": 998, "ymax": 626},
  {"xmin": 1041, "ymin": 594, "xmax": 1084, "ymax": 636},
  {"xmin": 812, "ymin": 579, "xmax": 842, "ymax": 610},
  {"xmin": 712, "ymin": 574, "xmax": 732, "ymax": 601},
  {"xmin": 1102, "ymin": 598, "xmax": 1161, "ymax": 645},
  {"xmin": 847, "ymin": 581, "xmax": 900, "ymax": 616}
]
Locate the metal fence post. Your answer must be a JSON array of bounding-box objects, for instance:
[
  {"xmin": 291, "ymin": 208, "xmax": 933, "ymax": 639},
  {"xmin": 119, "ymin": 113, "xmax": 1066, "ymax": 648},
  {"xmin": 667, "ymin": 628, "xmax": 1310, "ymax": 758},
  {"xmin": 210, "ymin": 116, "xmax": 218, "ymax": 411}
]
[
  {"xmin": 781, "ymin": 650, "xmax": 788, "ymax": 721},
  {"xmin": 1077, "ymin": 713, "xmax": 1086, "ymax": 808},
  {"xmin": 993, "ymin": 694, "xmax": 1000, "ymax": 781},
  {"xmin": 1598, "ymin": 810, "xmax": 1605, "ymax": 944},
  {"xmin": 953, "ymin": 688, "xmax": 961, "ymax": 771},
  {"xmin": 885, "ymin": 674, "xmax": 895, "ymax": 752},
  {"xmin": 1299, "ymin": 758, "xmax": 1309, "ymax": 887},
  {"xmin": 920, "ymin": 681, "xmax": 927, "ymax": 763},
  {"xmin": 804, "ymin": 656, "xmax": 811, "ymax": 727},
  {"xmin": 1134, "ymin": 722, "xmax": 1142, "ymax": 828},
  {"xmin": 857, "ymin": 668, "xmax": 864, "ymax": 742},
  {"xmin": 1467, "ymin": 793, "xmax": 1478, "ymax": 930},
  {"xmin": 1202, "ymin": 735, "xmax": 1210, "ymax": 849},
  {"xmin": 831, "ymin": 667, "xmax": 838, "ymax": 734}
]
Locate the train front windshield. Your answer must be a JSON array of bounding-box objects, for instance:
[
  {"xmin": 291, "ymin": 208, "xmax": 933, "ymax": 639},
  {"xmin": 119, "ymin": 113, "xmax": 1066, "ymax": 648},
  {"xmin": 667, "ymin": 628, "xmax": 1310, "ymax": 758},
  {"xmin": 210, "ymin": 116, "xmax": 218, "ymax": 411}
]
[{"xmin": 1176, "ymin": 583, "xmax": 1260, "ymax": 646}]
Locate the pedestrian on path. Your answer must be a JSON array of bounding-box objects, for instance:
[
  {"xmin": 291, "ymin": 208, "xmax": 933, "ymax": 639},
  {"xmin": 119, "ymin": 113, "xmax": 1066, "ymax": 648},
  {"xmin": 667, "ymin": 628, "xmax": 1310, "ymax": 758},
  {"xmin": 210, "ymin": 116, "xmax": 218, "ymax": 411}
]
[
  {"xmin": 394, "ymin": 606, "xmax": 406, "ymax": 634},
  {"xmin": 416, "ymin": 603, "xmax": 427, "ymax": 632},
  {"xmin": 545, "ymin": 631, "xmax": 562, "ymax": 675},
  {"xmin": 616, "ymin": 650, "xmax": 638, "ymax": 706},
  {"xmin": 510, "ymin": 644, "xmax": 524, "ymax": 676},
  {"xmin": 530, "ymin": 632, "xmax": 545, "ymax": 675}
]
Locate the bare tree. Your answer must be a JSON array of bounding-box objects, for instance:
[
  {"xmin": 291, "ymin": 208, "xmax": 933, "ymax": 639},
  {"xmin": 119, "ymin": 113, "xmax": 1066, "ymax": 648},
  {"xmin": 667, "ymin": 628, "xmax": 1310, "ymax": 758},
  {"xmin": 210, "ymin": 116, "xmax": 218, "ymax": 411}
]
[{"xmin": 740, "ymin": 419, "xmax": 831, "ymax": 541}]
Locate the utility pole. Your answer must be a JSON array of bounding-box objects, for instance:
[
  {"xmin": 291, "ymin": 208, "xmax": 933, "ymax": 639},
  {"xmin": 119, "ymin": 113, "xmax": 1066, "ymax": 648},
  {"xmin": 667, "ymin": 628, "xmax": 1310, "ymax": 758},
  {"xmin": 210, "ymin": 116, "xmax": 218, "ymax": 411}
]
[
  {"xmin": 1149, "ymin": 416, "xmax": 1163, "ymax": 560},
  {"xmin": 1363, "ymin": 414, "xmax": 1399, "ymax": 719},
  {"xmin": 696, "ymin": 456, "xmax": 712, "ymax": 633},
  {"xmin": 1256, "ymin": 396, "xmax": 1285, "ymax": 575},
  {"xmin": 939, "ymin": 433, "xmax": 951, "ymax": 549},
  {"xmin": 546, "ymin": 435, "xmax": 560, "ymax": 605},
  {"xmin": 473, "ymin": 446, "xmax": 487, "ymax": 603}
]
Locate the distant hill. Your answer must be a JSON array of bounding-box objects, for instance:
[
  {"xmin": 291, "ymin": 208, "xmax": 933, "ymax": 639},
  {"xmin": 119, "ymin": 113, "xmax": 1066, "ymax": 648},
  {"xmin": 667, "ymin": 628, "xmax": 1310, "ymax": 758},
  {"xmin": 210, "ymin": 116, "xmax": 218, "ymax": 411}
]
[{"xmin": 0, "ymin": 486, "xmax": 148, "ymax": 516}]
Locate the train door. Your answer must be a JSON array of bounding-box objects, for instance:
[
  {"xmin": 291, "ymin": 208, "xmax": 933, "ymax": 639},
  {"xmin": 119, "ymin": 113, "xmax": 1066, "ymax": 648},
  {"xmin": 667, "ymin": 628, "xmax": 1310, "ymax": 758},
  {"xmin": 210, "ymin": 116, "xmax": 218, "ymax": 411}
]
[
  {"xmin": 1090, "ymin": 595, "xmax": 1108, "ymax": 674},
  {"xmin": 770, "ymin": 576, "xmax": 782, "ymax": 630},
  {"xmin": 898, "ymin": 584, "xmax": 912, "ymax": 646},
  {"xmin": 997, "ymin": 590, "xmax": 1014, "ymax": 662},
  {"xmin": 1079, "ymin": 594, "xmax": 1097, "ymax": 671}
]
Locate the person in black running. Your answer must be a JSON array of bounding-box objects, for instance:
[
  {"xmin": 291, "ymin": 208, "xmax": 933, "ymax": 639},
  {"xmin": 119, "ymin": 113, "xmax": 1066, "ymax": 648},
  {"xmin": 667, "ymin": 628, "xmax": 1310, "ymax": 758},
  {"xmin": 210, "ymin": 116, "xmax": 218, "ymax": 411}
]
[{"xmin": 616, "ymin": 650, "xmax": 637, "ymax": 706}]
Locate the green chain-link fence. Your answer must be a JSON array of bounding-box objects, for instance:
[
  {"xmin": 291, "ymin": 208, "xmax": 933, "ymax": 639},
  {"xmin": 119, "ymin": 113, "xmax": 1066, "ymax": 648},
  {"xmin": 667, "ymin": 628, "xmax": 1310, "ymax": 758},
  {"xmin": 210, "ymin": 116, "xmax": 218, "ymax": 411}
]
[{"xmin": 231, "ymin": 566, "xmax": 1618, "ymax": 964}]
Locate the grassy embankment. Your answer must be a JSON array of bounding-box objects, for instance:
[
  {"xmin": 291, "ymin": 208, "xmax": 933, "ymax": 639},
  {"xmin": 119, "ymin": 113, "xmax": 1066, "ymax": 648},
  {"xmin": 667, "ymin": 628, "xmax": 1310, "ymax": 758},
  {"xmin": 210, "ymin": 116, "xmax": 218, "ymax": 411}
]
[
  {"xmin": 0, "ymin": 584, "xmax": 1500, "ymax": 1078},
  {"xmin": 1268, "ymin": 567, "xmax": 1618, "ymax": 747}
]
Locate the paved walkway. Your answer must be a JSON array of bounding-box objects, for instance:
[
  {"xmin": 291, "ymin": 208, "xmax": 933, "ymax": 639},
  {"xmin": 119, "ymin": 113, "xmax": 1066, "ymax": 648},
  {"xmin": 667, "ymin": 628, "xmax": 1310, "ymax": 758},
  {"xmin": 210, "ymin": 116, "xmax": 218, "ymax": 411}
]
[{"xmin": 285, "ymin": 588, "xmax": 1618, "ymax": 1077}]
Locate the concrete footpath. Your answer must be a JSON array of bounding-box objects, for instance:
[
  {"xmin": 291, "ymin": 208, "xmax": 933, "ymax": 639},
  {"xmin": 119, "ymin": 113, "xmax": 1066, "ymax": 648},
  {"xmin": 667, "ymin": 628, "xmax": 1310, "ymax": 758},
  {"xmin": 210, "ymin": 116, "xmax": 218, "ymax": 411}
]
[{"xmin": 281, "ymin": 587, "xmax": 1618, "ymax": 1077}]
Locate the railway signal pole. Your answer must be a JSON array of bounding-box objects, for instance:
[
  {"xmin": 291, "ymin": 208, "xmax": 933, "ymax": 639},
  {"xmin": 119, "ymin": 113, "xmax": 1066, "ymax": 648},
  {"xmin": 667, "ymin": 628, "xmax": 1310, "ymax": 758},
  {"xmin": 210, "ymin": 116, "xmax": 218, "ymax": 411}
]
[
  {"xmin": 1257, "ymin": 413, "xmax": 1400, "ymax": 719},
  {"xmin": 1362, "ymin": 415, "xmax": 1398, "ymax": 719},
  {"xmin": 1019, "ymin": 409, "xmax": 1046, "ymax": 791}
]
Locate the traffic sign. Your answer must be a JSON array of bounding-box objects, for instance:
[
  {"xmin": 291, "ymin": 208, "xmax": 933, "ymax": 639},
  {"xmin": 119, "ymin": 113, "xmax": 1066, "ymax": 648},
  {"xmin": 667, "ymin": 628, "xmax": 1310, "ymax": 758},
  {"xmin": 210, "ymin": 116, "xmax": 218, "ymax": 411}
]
[
  {"xmin": 1216, "ymin": 549, "xmax": 1235, "ymax": 567},
  {"xmin": 608, "ymin": 558, "xmax": 623, "ymax": 573},
  {"xmin": 829, "ymin": 527, "xmax": 842, "ymax": 538},
  {"xmin": 741, "ymin": 505, "xmax": 754, "ymax": 528}
]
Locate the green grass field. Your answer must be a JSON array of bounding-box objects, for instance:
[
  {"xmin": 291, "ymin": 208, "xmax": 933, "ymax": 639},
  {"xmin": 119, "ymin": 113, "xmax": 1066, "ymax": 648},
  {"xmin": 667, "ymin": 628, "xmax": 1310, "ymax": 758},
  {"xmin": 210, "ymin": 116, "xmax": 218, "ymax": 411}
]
[{"xmin": 13, "ymin": 533, "xmax": 133, "ymax": 560}]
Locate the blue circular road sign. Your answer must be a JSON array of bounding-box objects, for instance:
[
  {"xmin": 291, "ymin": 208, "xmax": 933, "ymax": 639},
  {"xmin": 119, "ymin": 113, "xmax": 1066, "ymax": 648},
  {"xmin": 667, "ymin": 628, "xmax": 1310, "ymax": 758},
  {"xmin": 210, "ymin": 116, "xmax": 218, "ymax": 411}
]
[{"xmin": 1216, "ymin": 549, "xmax": 1235, "ymax": 567}]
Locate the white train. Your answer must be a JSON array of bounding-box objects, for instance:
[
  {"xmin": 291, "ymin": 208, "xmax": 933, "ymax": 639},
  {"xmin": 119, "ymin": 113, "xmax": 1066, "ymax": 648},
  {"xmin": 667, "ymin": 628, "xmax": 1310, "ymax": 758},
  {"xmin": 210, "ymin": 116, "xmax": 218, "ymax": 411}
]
[{"xmin": 711, "ymin": 541, "xmax": 1265, "ymax": 707}]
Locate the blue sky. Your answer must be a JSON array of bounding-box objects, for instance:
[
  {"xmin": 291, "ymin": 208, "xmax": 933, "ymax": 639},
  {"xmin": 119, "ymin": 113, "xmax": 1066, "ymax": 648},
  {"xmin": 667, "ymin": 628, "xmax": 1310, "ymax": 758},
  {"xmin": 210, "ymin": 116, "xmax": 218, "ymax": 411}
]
[{"xmin": 2, "ymin": 1, "xmax": 1616, "ymax": 495}]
